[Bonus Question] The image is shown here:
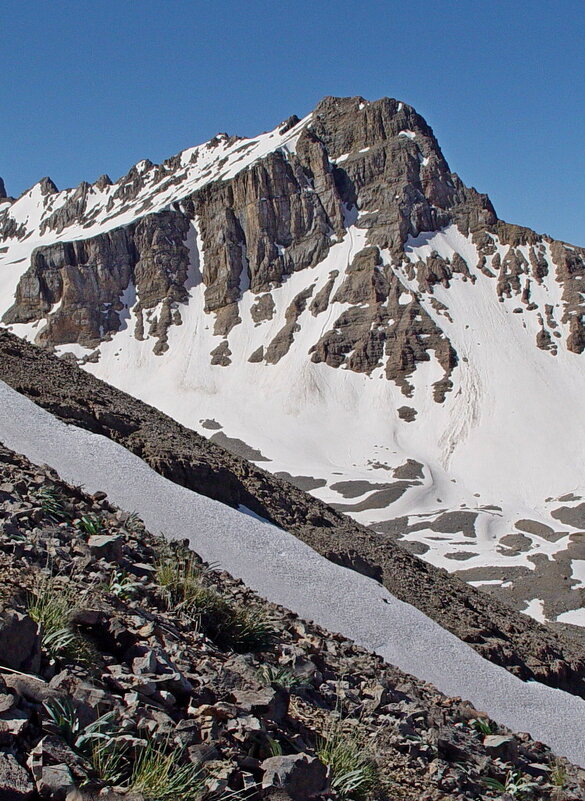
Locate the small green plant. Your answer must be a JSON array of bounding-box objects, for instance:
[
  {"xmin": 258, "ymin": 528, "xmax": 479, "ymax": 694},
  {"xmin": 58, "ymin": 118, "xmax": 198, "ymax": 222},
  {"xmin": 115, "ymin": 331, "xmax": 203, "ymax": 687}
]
[
  {"xmin": 155, "ymin": 545, "xmax": 276, "ymax": 652},
  {"xmin": 89, "ymin": 739, "xmax": 130, "ymax": 786},
  {"xmin": 123, "ymin": 511, "xmax": 144, "ymax": 534},
  {"xmin": 107, "ymin": 569, "xmax": 143, "ymax": 600},
  {"xmin": 550, "ymin": 759, "xmax": 567, "ymax": 789},
  {"xmin": 470, "ymin": 717, "xmax": 496, "ymax": 735},
  {"xmin": 222, "ymin": 607, "xmax": 277, "ymax": 652},
  {"xmin": 155, "ymin": 548, "xmax": 203, "ymax": 610},
  {"xmin": 43, "ymin": 696, "xmax": 82, "ymax": 745},
  {"xmin": 316, "ymin": 721, "xmax": 379, "ymax": 801},
  {"xmin": 75, "ymin": 514, "xmax": 104, "ymax": 535},
  {"xmin": 257, "ymin": 664, "xmax": 306, "ymax": 689},
  {"xmin": 130, "ymin": 740, "xmax": 205, "ymax": 801},
  {"xmin": 483, "ymin": 769, "xmax": 538, "ymax": 798},
  {"xmin": 27, "ymin": 574, "xmax": 85, "ymax": 660},
  {"xmin": 266, "ymin": 736, "xmax": 284, "ymax": 757},
  {"xmin": 43, "ymin": 697, "xmax": 119, "ymax": 752},
  {"xmin": 33, "ymin": 485, "xmax": 68, "ymax": 522},
  {"xmin": 44, "ymin": 698, "xmax": 130, "ymax": 784}
]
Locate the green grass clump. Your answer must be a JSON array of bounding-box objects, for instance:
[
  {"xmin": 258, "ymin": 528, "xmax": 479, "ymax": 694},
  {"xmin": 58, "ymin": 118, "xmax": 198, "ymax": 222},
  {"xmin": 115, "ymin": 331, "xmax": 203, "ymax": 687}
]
[
  {"xmin": 219, "ymin": 606, "xmax": 277, "ymax": 653},
  {"xmin": 483, "ymin": 769, "xmax": 538, "ymax": 798},
  {"xmin": 44, "ymin": 697, "xmax": 130, "ymax": 785},
  {"xmin": 106, "ymin": 569, "xmax": 143, "ymax": 600},
  {"xmin": 44, "ymin": 697, "xmax": 118, "ymax": 751},
  {"xmin": 33, "ymin": 485, "xmax": 68, "ymax": 522},
  {"xmin": 316, "ymin": 721, "xmax": 379, "ymax": 801},
  {"xmin": 27, "ymin": 574, "xmax": 87, "ymax": 661},
  {"xmin": 90, "ymin": 739, "xmax": 130, "ymax": 786},
  {"xmin": 155, "ymin": 545, "xmax": 276, "ymax": 652},
  {"xmin": 130, "ymin": 740, "xmax": 205, "ymax": 801},
  {"xmin": 43, "ymin": 701, "xmax": 205, "ymax": 795},
  {"xmin": 155, "ymin": 548, "xmax": 203, "ymax": 610},
  {"xmin": 550, "ymin": 759, "xmax": 567, "ymax": 789},
  {"xmin": 123, "ymin": 511, "xmax": 144, "ymax": 534},
  {"xmin": 470, "ymin": 717, "xmax": 496, "ymax": 735},
  {"xmin": 75, "ymin": 514, "xmax": 104, "ymax": 535},
  {"xmin": 257, "ymin": 664, "xmax": 306, "ymax": 689}
]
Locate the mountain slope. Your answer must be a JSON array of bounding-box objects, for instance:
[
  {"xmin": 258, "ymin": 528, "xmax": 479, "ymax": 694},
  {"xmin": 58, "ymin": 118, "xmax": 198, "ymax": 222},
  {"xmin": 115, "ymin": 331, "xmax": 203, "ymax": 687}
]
[
  {"xmin": 2, "ymin": 96, "xmax": 585, "ymax": 626},
  {"xmin": 2, "ymin": 443, "xmax": 585, "ymax": 799},
  {"xmin": 3, "ymin": 329, "xmax": 585, "ymax": 704}
]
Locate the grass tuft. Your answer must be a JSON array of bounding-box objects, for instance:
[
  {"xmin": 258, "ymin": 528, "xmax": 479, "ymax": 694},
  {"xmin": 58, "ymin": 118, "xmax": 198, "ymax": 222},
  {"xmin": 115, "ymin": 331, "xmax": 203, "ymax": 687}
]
[
  {"xmin": 75, "ymin": 514, "xmax": 104, "ymax": 535},
  {"xmin": 257, "ymin": 664, "xmax": 306, "ymax": 689},
  {"xmin": 89, "ymin": 738, "xmax": 130, "ymax": 786},
  {"xmin": 123, "ymin": 511, "xmax": 144, "ymax": 534},
  {"xmin": 33, "ymin": 485, "xmax": 68, "ymax": 522},
  {"xmin": 316, "ymin": 720, "xmax": 379, "ymax": 801},
  {"xmin": 470, "ymin": 717, "xmax": 496, "ymax": 735},
  {"xmin": 550, "ymin": 759, "xmax": 567, "ymax": 789},
  {"xmin": 27, "ymin": 574, "xmax": 88, "ymax": 661},
  {"xmin": 155, "ymin": 545, "xmax": 276, "ymax": 652},
  {"xmin": 155, "ymin": 547, "xmax": 203, "ymax": 610},
  {"xmin": 130, "ymin": 740, "xmax": 205, "ymax": 801}
]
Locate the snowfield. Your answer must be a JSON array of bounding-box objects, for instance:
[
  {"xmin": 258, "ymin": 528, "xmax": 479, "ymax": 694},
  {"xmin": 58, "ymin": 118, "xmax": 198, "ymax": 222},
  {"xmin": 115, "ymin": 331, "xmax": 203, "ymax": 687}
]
[
  {"xmin": 1, "ymin": 379, "xmax": 585, "ymax": 766},
  {"xmin": 36, "ymin": 220, "xmax": 585, "ymax": 629}
]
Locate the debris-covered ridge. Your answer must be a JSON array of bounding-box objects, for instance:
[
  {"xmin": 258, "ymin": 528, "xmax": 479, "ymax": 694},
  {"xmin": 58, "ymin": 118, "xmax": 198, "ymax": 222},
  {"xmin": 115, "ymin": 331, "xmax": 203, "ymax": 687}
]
[
  {"xmin": 0, "ymin": 441, "xmax": 583, "ymax": 801},
  {"xmin": 2, "ymin": 329, "xmax": 585, "ymax": 706}
]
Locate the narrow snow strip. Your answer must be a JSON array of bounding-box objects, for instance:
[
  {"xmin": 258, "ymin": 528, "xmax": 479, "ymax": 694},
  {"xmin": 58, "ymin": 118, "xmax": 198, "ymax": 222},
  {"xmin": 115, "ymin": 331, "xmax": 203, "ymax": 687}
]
[{"xmin": 1, "ymin": 380, "xmax": 584, "ymax": 765}]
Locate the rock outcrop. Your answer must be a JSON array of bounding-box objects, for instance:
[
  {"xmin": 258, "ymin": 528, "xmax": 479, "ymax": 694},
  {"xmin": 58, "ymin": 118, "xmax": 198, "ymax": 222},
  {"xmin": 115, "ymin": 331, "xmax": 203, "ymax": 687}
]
[
  {"xmin": 0, "ymin": 95, "xmax": 508, "ymax": 397},
  {"xmin": 4, "ymin": 211, "xmax": 190, "ymax": 351}
]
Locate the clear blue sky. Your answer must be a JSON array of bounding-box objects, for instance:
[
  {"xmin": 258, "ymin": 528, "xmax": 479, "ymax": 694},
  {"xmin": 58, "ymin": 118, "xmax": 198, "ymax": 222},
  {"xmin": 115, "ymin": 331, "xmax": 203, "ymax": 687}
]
[{"xmin": 2, "ymin": 0, "xmax": 584, "ymax": 244}]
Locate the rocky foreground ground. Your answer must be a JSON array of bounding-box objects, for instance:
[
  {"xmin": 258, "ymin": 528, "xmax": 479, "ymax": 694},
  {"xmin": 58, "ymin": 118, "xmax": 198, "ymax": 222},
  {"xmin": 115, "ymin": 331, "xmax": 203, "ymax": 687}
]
[{"xmin": 0, "ymin": 442, "xmax": 584, "ymax": 801}]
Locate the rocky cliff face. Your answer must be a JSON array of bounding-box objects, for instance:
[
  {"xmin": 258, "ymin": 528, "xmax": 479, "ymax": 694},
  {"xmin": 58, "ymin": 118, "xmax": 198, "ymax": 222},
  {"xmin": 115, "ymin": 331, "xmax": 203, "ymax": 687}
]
[
  {"xmin": 0, "ymin": 97, "xmax": 498, "ymax": 385},
  {"xmin": 3, "ymin": 211, "xmax": 190, "ymax": 352},
  {"xmin": 2, "ymin": 96, "xmax": 582, "ymax": 382}
]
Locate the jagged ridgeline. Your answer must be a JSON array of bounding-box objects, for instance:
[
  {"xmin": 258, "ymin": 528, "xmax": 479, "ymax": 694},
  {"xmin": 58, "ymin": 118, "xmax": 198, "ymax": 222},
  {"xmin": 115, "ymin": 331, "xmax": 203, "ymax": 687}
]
[
  {"xmin": 2, "ymin": 95, "xmax": 585, "ymax": 629},
  {"xmin": 3, "ymin": 96, "xmax": 583, "ymax": 378}
]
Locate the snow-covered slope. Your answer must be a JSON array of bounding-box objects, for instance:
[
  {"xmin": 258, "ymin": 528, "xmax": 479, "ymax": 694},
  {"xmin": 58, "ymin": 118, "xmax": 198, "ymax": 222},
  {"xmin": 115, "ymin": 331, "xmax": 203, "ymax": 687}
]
[
  {"xmin": 2, "ymin": 95, "xmax": 585, "ymax": 627},
  {"xmin": 2, "ymin": 377, "xmax": 585, "ymax": 766}
]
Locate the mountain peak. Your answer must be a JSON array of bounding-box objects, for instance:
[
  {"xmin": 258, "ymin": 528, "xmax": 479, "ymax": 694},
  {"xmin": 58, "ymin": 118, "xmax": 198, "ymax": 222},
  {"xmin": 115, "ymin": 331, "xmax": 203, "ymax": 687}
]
[
  {"xmin": 2, "ymin": 95, "xmax": 585, "ymax": 639},
  {"xmin": 38, "ymin": 176, "xmax": 58, "ymax": 195},
  {"xmin": 0, "ymin": 177, "xmax": 6, "ymax": 199}
]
